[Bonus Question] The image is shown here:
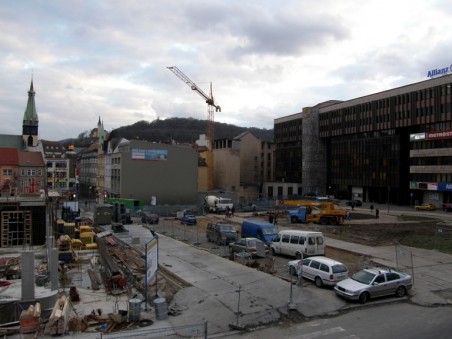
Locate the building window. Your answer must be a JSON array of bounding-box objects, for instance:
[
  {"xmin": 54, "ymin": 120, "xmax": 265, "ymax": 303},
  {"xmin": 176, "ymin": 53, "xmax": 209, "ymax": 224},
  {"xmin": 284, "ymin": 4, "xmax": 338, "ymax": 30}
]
[{"xmin": 2, "ymin": 169, "xmax": 12, "ymax": 176}]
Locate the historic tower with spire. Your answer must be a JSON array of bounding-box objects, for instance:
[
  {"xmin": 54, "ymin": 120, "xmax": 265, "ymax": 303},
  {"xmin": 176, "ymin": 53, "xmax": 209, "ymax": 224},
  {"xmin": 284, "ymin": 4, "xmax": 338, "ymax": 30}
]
[{"xmin": 22, "ymin": 80, "xmax": 39, "ymax": 147}]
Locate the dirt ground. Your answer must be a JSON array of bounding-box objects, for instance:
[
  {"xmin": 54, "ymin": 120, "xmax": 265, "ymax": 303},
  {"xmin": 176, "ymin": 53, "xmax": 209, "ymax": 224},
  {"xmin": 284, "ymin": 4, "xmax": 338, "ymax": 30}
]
[
  {"xmin": 186, "ymin": 210, "xmax": 438, "ymax": 275},
  {"xmin": 146, "ymin": 209, "xmax": 440, "ymax": 285},
  {"xmin": 201, "ymin": 210, "xmax": 435, "ymax": 247},
  {"xmin": 312, "ymin": 212, "xmax": 436, "ymax": 247}
]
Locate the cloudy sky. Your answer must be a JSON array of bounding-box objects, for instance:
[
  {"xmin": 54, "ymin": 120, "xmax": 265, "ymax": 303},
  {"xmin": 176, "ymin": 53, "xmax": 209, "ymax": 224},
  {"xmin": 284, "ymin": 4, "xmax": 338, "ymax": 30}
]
[{"xmin": 1, "ymin": 0, "xmax": 451, "ymax": 141}]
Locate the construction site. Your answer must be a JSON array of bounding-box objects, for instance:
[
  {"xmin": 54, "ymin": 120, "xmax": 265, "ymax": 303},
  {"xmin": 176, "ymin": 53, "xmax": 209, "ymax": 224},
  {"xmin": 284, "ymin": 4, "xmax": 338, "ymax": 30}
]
[{"xmin": 0, "ymin": 200, "xmax": 190, "ymax": 337}]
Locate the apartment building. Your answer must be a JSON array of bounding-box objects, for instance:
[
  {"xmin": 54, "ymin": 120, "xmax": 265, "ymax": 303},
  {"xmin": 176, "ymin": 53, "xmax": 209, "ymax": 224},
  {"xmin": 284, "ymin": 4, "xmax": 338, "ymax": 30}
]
[{"xmin": 213, "ymin": 131, "xmax": 275, "ymax": 201}]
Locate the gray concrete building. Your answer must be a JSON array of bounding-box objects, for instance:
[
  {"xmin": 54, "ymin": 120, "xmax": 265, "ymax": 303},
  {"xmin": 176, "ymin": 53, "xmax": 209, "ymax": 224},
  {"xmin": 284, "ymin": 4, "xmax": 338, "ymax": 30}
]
[{"xmin": 109, "ymin": 139, "xmax": 198, "ymax": 205}]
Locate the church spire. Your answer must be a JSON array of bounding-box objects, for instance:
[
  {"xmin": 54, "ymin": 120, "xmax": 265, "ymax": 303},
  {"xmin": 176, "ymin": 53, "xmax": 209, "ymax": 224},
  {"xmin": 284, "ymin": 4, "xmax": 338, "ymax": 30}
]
[{"xmin": 22, "ymin": 79, "xmax": 39, "ymax": 147}]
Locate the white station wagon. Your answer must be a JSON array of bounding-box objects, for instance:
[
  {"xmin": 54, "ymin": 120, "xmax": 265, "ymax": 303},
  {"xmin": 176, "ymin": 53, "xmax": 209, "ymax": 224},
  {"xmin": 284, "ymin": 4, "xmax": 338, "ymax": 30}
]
[{"xmin": 288, "ymin": 256, "xmax": 349, "ymax": 287}]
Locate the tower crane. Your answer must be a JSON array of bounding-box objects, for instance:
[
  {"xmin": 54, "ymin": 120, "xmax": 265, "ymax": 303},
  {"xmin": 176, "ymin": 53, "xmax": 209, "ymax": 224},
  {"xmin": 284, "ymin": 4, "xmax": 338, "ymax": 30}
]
[
  {"xmin": 167, "ymin": 66, "xmax": 220, "ymax": 149},
  {"xmin": 167, "ymin": 66, "xmax": 220, "ymax": 191}
]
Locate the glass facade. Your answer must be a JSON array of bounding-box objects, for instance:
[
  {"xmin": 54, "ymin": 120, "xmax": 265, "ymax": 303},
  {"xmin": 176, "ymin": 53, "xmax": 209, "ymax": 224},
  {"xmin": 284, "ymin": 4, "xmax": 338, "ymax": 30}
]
[
  {"xmin": 319, "ymin": 77, "xmax": 452, "ymax": 204},
  {"xmin": 274, "ymin": 117, "xmax": 303, "ymax": 183}
]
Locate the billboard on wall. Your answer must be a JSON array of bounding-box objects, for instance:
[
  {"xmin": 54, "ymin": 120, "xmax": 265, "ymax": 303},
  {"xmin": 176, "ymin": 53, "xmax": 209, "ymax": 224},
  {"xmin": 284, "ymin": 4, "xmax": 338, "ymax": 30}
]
[
  {"xmin": 131, "ymin": 149, "xmax": 168, "ymax": 161},
  {"xmin": 410, "ymin": 130, "xmax": 452, "ymax": 141},
  {"xmin": 427, "ymin": 131, "xmax": 452, "ymax": 140},
  {"xmin": 411, "ymin": 181, "xmax": 452, "ymax": 192}
]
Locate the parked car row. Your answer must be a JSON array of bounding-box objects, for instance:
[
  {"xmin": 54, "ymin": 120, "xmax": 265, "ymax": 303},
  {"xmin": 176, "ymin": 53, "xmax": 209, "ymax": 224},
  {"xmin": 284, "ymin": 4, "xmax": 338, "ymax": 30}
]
[
  {"xmin": 287, "ymin": 257, "xmax": 412, "ymax": 303},
  {"xmin": 161, "ymin": 215, "xmax": 414, "ymax": 305}
]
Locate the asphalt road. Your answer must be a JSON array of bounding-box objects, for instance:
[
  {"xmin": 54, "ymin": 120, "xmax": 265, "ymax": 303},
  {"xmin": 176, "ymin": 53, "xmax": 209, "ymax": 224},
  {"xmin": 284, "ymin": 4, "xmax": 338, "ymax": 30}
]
[{"xmin": 236, "ymin": 302, "xmax": 452, "ymax": 339}]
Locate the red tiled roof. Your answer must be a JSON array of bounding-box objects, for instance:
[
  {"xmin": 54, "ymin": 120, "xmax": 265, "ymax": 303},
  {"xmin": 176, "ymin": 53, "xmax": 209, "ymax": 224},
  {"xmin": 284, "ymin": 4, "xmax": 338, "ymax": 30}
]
[
  {"xmin": 18, "ymin": 151, "xmax": 45, "ymax": 166},
  {"xmin": 0, "ymin": 148, "xmax": 19, "ymax": 165}
]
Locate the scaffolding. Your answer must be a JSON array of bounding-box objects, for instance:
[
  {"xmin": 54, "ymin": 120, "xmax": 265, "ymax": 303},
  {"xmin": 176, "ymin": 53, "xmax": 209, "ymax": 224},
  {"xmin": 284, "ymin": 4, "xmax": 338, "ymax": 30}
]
[{"xmin": 1, "ymin": 210, "xmax": 32, "ymax": 247}]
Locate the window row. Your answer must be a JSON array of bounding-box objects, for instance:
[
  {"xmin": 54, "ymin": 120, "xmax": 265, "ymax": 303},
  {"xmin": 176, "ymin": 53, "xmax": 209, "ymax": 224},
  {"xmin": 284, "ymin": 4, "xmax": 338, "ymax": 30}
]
[
  {"xmin": 411, "ymin": 173, "xmax": 452, "ymax": 183},
  {"xmin": 410, "ymin": 156, "xmax": 452, "ymax": 166},
  {"xmin": 20, "ymin": 169, "xmax": 44, "ymax": 176},
  {"xmin": 411, "ymin": 138, "xmax": 452, "ymax": 150}
]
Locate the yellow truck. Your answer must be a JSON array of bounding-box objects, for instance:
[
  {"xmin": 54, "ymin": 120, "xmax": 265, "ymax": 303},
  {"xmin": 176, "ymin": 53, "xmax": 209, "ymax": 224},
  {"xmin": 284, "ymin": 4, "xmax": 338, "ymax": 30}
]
[{"xmin": 287, "ymin": 202, "xmax": 346, "ymax": 226}]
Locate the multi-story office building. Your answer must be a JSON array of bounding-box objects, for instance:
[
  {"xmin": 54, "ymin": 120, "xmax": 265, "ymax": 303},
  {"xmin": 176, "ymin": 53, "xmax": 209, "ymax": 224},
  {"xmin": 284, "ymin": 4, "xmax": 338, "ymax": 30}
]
[{"xmin": 274, "ymin": 73, "xmax": 452, "ymax": 206}]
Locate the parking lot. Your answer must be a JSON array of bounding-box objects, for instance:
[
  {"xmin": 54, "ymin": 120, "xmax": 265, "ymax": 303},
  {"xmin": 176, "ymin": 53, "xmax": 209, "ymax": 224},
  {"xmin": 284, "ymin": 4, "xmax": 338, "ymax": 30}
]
[{"xmin": 139, "ymin": 212, "xmax": 372, "ymax": 284}]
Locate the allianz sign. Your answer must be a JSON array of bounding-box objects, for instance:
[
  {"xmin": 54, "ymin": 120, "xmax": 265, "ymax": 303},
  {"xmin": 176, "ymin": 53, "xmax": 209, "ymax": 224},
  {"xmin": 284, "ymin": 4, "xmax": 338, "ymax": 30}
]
[{"xmin": 427, "ymin": 64, "xmax": 451, "ymax": 78}]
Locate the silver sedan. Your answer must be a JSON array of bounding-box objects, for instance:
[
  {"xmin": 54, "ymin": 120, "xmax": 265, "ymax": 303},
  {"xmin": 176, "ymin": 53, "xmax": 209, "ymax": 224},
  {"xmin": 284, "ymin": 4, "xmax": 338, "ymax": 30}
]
[{"xmin": 334, "ymin": 267, "xmax": 412, "ymax": 304}]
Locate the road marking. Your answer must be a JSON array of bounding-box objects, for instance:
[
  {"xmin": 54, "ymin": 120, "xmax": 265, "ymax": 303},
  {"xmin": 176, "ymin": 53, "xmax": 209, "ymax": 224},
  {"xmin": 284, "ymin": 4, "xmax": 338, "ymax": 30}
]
[
  {"xmin": 294, "ymin": 326, "xmax": 346, "ymax": 338},
  {"xmin": 295, "ymin": 319, "xmax": 331, "ymax": 329}
]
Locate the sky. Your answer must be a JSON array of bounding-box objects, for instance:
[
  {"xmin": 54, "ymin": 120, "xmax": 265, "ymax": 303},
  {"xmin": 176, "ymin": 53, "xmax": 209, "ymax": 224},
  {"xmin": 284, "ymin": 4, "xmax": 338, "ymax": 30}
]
[{"xmin": 1, "ymin": 0, "xmax": 451, "ymax": 141}]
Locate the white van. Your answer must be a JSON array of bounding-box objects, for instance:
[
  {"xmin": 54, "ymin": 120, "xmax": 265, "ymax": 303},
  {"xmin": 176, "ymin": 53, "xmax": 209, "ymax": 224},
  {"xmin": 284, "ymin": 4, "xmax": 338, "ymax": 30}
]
[{"xmin": 270, "ymin": 230, "xmax": 325, "ymax": 258}]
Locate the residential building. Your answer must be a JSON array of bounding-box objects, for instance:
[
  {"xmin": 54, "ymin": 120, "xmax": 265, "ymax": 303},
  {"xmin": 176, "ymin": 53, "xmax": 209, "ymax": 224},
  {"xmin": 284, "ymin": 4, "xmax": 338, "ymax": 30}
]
[
  {"xmin": 42, "ymin": 140, "xmax": 70, "ymax": 190},
  {"xmin": 78, "ymin": 143, "xmax": 98, "ymax": 199},
  {"xmin": 0, "ymin": 80, "xmax": 47, "ymax": 247},
  {"xmin": 213, "ymin": 137, "xmax": 240, "ymax": 193},
  {"xmin": 17, "ymin": 151, "xmax": 46, "ymax": 194},
  {"xmin": 213, "ymin": 131, "xmax": 275, "ymax": 201},
  {"xmin": 0, "ymin": 148, "xmax": 19, "ymax": 197}
]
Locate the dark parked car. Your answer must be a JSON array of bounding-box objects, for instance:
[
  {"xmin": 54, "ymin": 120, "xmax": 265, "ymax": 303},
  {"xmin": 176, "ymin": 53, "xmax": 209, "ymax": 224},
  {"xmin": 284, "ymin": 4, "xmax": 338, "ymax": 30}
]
[
  {"xmin": 228, "ymin": 237, "xmax": 269, "ymax": 258},
  {"xmin": 141, "ymin": 213, "xmax": 159, "ymax": 224},
  {"xmin": 206, "ymin": 222, "xmax": 238, "ymax": 245},
  {"xmin": 346, "ymin": 200, "xmax": 362, "ymax": 207},
  {"xmin": 180, "ymin": 214, "xmax": 197, "ymax": 225}
]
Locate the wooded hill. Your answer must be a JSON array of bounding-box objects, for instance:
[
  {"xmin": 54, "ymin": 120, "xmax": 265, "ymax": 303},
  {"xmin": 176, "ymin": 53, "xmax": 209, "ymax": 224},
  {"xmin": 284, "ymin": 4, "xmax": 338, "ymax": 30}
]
[
  {"xmin": 66, "ymin": 118, "xmax": 274, "ymax": 147},
  {"xmin": 109, "ymin": 118, "xmax": 274, "ymax": 144}
]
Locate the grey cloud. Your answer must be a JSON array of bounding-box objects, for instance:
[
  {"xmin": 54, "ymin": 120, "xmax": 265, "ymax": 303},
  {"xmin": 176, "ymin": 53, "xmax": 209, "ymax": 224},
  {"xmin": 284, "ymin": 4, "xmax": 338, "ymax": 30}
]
[{"xmin": 232, "ymin": 16, "xmax": 348, "ymax": 57}]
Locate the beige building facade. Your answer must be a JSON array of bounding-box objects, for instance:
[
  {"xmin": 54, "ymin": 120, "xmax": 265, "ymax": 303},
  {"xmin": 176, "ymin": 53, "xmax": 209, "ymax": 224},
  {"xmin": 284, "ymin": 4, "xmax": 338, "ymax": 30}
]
[{"xmin": 212, "ymin": 131, "xmax": 275, "ymax": 201}]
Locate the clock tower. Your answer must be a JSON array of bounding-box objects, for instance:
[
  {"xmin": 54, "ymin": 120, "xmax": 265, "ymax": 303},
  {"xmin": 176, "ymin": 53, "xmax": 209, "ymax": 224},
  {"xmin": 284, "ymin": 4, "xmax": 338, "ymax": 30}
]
[{"xmin": 22, "ymin": 79, "xmax": 39, "ymax": 147}]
